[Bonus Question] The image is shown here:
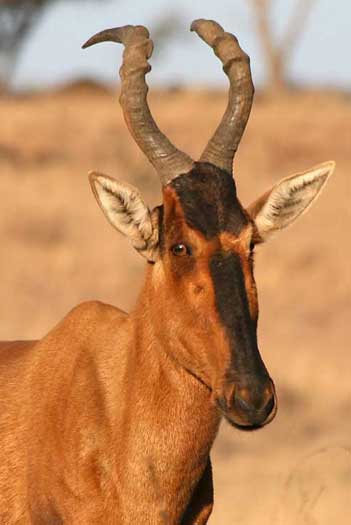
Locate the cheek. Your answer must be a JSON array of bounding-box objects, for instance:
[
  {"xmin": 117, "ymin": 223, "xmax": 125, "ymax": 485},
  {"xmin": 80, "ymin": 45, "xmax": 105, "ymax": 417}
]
[
  {"xmin": 170, "ymin": 257, "xmax": 196, "ymax": 279},
  {"xmin": 186, "ymin": 280, "xmax": 212, "ymax": 314},
  {"xmin": 183, "ymin": 263, "xmax": 214, "ymax": 309},
  {"xmin": 171, "ymin": 264, "xmax": 216, "ymax": 322}
]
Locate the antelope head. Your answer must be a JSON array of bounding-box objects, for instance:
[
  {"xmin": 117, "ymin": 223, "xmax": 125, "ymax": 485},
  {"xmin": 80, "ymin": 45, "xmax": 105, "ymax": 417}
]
[{"xmin": 83, "ymin": 21, "xmax": 334, "ymax": 430}]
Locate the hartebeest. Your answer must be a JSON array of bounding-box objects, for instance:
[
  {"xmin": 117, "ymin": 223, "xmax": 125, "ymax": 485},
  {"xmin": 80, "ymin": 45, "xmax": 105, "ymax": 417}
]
[{"xmin": 0, "ymin": 19, "xmax": 334, "ymax": 525}]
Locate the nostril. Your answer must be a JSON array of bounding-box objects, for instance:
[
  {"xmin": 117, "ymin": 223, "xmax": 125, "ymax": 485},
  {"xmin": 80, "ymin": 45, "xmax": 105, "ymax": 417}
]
[
  {"xmin": 234, "ymin": 386, "xmax": 276, "ymax": 418},
  {"xmin": 234, "ymin": 392, "xmax": 254, "ymax": 414},
  {"xmin": 263, "ymin": 394, "xmax": 275, "ymax": 418}
]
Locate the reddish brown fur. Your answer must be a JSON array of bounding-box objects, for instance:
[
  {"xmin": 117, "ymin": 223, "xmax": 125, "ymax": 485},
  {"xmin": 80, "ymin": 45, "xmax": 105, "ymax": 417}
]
[
  {"xmin": 0, "ymin": 183, "xmax": 277, "ymax": 524},
  {"xmin": 0, "ymin": 297, "xmax": 220, "ymax": 524},
  {"xmin": 0, "ymin": 179, "xmax": 278, "ymax": 524}
]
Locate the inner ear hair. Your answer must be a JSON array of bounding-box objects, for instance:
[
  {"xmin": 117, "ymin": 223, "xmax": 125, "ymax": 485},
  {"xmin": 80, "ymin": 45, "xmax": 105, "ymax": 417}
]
[
  {"xmin": 248, "ymin": 161, "xmax": 335, "ymax": 241},
  {"xmin": 89, "ymin": 172, "xmax": 159, "ymax": 261}
]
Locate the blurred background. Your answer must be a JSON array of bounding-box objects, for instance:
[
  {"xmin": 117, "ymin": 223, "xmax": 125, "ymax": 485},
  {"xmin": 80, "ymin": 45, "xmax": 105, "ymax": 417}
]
[{"xmin": 0, "ymin": 1, "xmax": 350, "ymax": 523}]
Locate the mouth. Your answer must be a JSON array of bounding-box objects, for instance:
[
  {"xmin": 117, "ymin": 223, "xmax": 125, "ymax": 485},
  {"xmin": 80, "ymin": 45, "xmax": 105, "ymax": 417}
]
[
  {"xmin": 221, "ymin": 408, "xmax": 276, "ymax": 432},
  {"xmin": 215, "ymin": 386, "xmax": 278, "ymax": 431},
  {"xmin": 223, "ymin": 416, "xmax": 266, "ymax": 432}
]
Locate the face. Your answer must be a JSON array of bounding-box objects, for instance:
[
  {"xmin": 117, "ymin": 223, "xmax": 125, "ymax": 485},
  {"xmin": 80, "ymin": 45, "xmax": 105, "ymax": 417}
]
[
  {"xmin": 151, "ymin": 163, "xmax": 277, "ymax": 430},
  {"xmin": 91, "ymin": 160, "xmax": 333, "ymax": 430}
]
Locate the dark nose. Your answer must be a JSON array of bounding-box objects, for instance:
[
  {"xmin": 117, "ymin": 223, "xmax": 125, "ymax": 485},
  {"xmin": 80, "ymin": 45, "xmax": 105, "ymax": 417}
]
[{"xmin": 233, "ymin": 381, "xmax": 276, "ymax": 427}]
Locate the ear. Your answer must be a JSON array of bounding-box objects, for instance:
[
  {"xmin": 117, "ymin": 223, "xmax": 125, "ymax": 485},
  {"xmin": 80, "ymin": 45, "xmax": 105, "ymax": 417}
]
[
  {"xmin": 247, "ymin": 161, "xmax": 335, "ymax": 242},
  {"xmin": 89, "ymin": 172, "xmax": 159, "ymax": 261}
]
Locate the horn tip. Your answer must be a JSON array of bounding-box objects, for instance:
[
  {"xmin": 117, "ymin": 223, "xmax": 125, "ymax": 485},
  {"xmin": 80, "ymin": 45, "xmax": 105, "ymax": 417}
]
[
  {"xmin": 190, "ymin": 19, "xmax": 202, "ymax": 32},
  {"xmin": 81, "ymin": 27, "xmax": 126, "ymax": 50},
  {"xmin": 81, "ymin": 38, "xmax": 93, "ymax": 49},
  {"xmin": 82, "ymin": 25, "xmax": 150, "ymax": 50},
  {"xmin": 190, "ymin": 19, "xmax": 224, "ymax": 34},
  {"xmin": 82, "ymin": 30, "xmax": 112, "ymax": 50}
]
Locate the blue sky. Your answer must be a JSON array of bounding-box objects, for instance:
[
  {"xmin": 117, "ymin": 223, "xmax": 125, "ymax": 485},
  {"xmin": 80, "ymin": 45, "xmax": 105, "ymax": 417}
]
[{"xmin": 13, "ymin": 0, "xmax": 351, "ymax": 90}]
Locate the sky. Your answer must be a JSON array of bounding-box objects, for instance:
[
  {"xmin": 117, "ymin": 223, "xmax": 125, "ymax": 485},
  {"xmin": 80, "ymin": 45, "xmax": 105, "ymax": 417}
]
[{"xmin": 12, "ymin": 0, "xmax": 351, "ymax": 90}]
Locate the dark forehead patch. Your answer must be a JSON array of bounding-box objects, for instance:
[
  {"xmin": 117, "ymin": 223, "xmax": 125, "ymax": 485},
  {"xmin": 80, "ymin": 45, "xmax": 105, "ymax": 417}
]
[{"xmin": 170, "ymin": 162, "xmax": 248, "ymax": 238}]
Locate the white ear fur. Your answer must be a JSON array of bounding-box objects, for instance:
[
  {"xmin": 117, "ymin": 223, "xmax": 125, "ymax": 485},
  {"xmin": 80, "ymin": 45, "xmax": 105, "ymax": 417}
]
[
  {"xmin": 89, "ymin": 172, "xmax": 159, "ymax": 261},
  {"xmin": 247, "ymin": 161, "xmax": 335, "ymax": 242}
]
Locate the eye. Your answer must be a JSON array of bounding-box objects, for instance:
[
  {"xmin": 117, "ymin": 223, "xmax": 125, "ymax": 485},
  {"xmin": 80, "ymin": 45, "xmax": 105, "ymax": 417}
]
[
  {"xmin": 249, "ymin": 240, "xmax": 255, "ymax": 252},
  {"xmin": 171, "ymin": 243, "xmax": 191, "ymax": 257}
]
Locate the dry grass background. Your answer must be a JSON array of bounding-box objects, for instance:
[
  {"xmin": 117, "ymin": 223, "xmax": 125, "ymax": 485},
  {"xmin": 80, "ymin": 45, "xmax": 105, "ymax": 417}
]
[{"xmin": 0, "ymin": 86, "xmax": 350, "ymax": 523}]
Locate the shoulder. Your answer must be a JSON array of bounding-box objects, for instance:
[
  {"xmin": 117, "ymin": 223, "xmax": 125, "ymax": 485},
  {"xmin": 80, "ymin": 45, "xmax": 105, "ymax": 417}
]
[
  {"xmin": 70, "ymin": 300, "xmax": 126, "ymax": 319},
  {"xmin": 48, "ymin": 301, "xmax": 129, "ymax": 342},
  {"xmin": 66, "ymin": 300, "xmax": 127, "ymax": 325}
]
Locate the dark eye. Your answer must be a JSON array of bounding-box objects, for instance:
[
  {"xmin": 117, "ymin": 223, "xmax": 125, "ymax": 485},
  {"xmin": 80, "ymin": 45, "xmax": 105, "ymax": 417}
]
[
  {"xmin": 171, "ymin": 243, "xmax": 190, "ymax": 257},
  {"xmin": 249, "ymin": 240, "xmax": 255, "ymax": 252}
]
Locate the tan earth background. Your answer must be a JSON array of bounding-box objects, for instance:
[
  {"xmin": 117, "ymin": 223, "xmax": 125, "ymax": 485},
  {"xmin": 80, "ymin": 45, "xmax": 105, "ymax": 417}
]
[{"xmin": 0, "ymin": 85, "xmax": 350, "ymax": 523}]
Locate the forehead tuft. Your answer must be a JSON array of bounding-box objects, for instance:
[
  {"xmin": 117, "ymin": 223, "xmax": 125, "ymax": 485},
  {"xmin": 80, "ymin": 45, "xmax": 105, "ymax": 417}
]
[{"xmin": 170, "ymin": 162, "xmax": 249, "ymax": 238}]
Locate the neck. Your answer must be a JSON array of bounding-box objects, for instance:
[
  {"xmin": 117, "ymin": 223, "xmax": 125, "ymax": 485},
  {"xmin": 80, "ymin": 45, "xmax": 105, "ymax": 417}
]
[
  {"xmin": 128, "ymin": 264, "xmax": 221, "ymax": 443},
  {"xmin": 131, "ymin": 266, "xmax": 206, "ymax": 399},
  {"xmin": 112, "ymin": 268, "xmax": 220, "ymax": 517}
]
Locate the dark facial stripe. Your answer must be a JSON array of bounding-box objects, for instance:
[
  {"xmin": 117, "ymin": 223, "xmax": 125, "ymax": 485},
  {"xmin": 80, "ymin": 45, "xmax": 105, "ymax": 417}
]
[
  {"xmin": 209, "ymin": 251, "xmax": 268, "ymax": 384},
  {"xmin": 171, "ymin": 162, "xmax": 248, "ymax": 238},
  {"xmin": 154, "ymin": 204, "xmax": 165, "ymax": 251}
]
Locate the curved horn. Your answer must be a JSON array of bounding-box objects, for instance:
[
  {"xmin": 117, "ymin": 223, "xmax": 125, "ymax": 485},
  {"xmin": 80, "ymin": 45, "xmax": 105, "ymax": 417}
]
[
  {"xmin": 191, "ymin": 19, "xmax": 254, "ymax": 174},
  {"xmin": 83, "ymin": 26, "xmax": 194, "ymax": 185}
]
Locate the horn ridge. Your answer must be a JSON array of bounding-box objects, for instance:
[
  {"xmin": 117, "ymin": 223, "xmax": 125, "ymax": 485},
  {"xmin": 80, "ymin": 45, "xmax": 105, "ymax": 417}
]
[
  {"xmin": 83, "ymin": 26, "xmax": 194, "ymax": 185},
  {"xmin": 191, "ymin": 19, "xmax": 254, "ymax": 174}
]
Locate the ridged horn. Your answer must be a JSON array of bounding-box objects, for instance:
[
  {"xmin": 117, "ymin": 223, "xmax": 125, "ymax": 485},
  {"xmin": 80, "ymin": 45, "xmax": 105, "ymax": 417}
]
[
  {"xmin": 83, "ymin": 26, "xmax": 194, "ymax": 185},
  {"xmin": 191, "ymin": 19, "xmax": 254, "ymax": 174}
]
